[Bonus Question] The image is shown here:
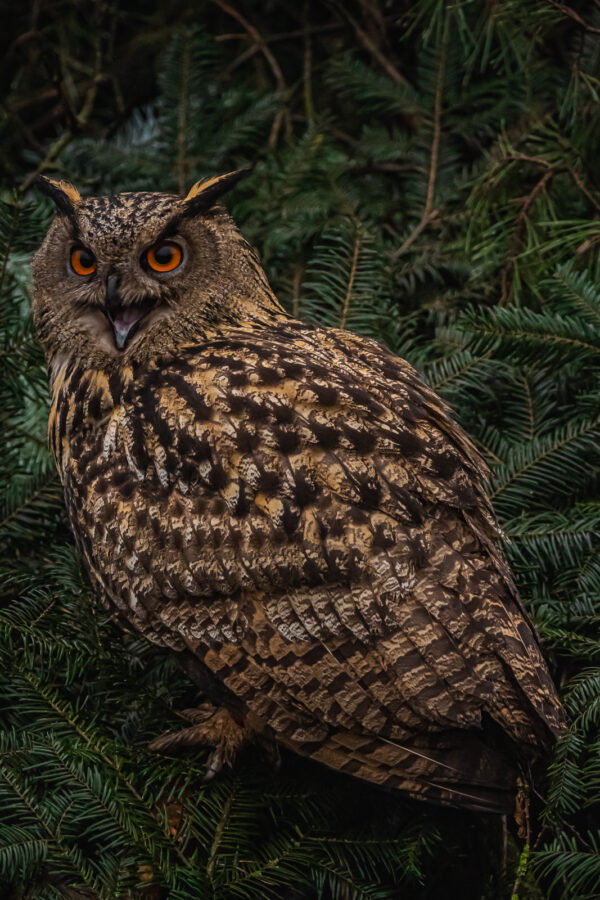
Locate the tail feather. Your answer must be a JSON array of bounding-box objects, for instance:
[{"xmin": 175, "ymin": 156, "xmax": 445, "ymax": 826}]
[{"xmin": 285, "ymin": 726, "xmax": 521, "ymax": 814}]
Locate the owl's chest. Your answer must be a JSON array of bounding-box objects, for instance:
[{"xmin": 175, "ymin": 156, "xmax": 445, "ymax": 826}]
[
  {"xmin": 53, "ymin": 350, "xmax": 418, "ymax": 628},
  {"xmin": 56, "ymin": 380, "xmax": 329, "ymax": 616},
  {"xmin": 59, "ymin": 398, "xmax": 242, "ymax": 603}
]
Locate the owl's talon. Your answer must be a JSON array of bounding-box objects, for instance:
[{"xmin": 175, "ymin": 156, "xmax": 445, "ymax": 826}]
[
  {"xmin": 149, "ymin": 704, "xmax": 251, "ymax": 771},
  {"xmin": 203, "ymin": 748, "xmax": 224, "ymax": 781}
]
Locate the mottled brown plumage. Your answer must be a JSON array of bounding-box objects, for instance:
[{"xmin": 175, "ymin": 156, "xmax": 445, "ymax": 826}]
[{"xmin": 32, "ymin": 173, "xmax": 565, "ymax": 814}]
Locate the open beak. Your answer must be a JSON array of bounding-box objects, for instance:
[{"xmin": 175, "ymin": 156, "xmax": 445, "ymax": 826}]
[
  {"xmin": 105, "ymin": 275, "xmax": 157, "ymax": 350},
  {"xmin": 111, "ymin": 306, "xmax": 149, "ymax": 350}
]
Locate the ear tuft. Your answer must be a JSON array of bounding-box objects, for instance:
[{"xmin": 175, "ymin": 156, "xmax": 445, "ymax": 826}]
[
  {"xmin": 181, "ymin": 168, "xmax": 250, "ymax": 218},
  {"xmin": 35, "ymin": 176, "xmax": 82, "ymax": 216}
]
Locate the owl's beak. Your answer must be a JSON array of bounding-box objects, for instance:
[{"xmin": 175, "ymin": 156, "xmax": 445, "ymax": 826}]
[
  {"xmin": 104, "ymin": 275, "xmax": 155, "ymax": 350},
  {"xmin": 111, "ymin": 307, "xmax": 148, "ymax": 350}
]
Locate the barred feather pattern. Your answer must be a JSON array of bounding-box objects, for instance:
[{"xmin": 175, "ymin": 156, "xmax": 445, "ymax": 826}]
[{"xmin": 48, "ymin": 318, "xmax": 565, "ymax": 813}]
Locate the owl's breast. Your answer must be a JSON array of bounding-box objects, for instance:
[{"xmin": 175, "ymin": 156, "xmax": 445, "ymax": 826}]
[
  {"xmin": 62, "ymin": 404, "xmax": 417, "ymax": 645},
  {"xmin": 54, "ymin": 325, "xmax": 494, "ymax": 653},
  {"xmin": 55, "ymin": 339, "xmax": 432, "ymax": 647}
]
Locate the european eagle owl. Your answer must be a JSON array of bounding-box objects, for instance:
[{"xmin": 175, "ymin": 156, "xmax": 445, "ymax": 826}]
[{"xmin": 32, "ymin": 172, "xmax": 565, "ymax": 814}]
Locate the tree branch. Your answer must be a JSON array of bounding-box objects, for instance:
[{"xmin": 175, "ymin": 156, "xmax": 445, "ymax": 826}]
[
  {"xmin": 210, "ymin": 0, "xmax": 286, "ymax": 92},
  {"xmin": 545, "ymin": 0, "xmax": 600, "ymax": 34}
]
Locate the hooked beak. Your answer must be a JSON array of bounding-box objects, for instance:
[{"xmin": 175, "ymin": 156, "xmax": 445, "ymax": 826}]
[{"xmin": 104, "ymin": 275, "xmax": 157, "ymax": 350}]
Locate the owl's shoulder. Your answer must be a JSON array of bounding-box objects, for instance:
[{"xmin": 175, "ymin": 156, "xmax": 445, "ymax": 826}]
[
  {"xmin": 132, "ymin": 319, "xmax": 420, "ymax": 424},
  {"xmin": 109, "ymin": 320, "xmax": 484, "ymax": 497}
]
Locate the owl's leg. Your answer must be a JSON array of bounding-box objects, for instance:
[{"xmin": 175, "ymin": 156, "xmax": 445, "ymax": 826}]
[
  {"xmin": 148, "ymin": 700, "xmax": 279, "ymax": 779},
  {"xmin": 148, "ymin": 700, "xmax": 281, "ymax": 781}
]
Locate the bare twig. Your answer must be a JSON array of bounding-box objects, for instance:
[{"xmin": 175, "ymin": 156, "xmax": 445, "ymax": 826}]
[
  {"xmin": 210, "ymin": 0, "xmax": 286, "ymax": 92},
  {"xmin": 332, "ymin": 2, "xmax": 408, "ymax": 85},
  {"xmin": 215, "ymin": 22, "xmax": 346, "ymax": 43},
  {"xmin": 303, "ymin": 1, "xmax": 314, "ymax": 122},
  {"xmin": 357, "ymin": 0, "xmax": 388, "ymax": 41},
  {"xmin": 222, "ymin": 42, "xmax": 260, "ymax": 77},
  {"xmin": 31, "ymin": 598, "xmax": 57, "ymax": 627},
  {"xmin": 425, "ymin": 16, "xmax": 448, "ymax": 216},
  {"xmin": 568, "ymin": 167, "xmax": 600, "ymax": 213},
  {"xmin": 339, "ymin": 231, "xmax": 361, "ymax": 330},
  {"xmin": 390, "ymin": 17, "xmax": 447, "ymax": 260},
  {"xmin": 353, "ymin": 162, "xmax": 426, "ymax": 175},
  {"xmin": 545, "ymin": 0, "xmax": 600, "ymax": 34},
  {"xmin": 519, "ymin": 168, "xmax": 559, "ymax": 220},
  {"xmin": 500, "ymin": 167, "xmax": 563, "ymax": 304},
  {"xmin": 4, "ymin": 87, "xmax": 59, "ymax": 114},
  {"xmin": 510, "ymin": 784, "xmax": 536, "ymax": 900},
  {"xmin": 268, "ymin": 107, "xmax": 287, "ymax": 149},
  {"xmin": 292, "ymin": 263, "xmax": 303, "ymax": 319},
  {"xmin": 498, "ymin": 154, "xmax": 600, "ymax": 217},
  {"xmin": 19, "ymin": 48, "xmax": 104, "ymax": 192},
  {"xmin": 391, "ymin": 209, "xmax": 439, "ymax": 259},
  {"xmin": 206, "ymin": 793, "xmax": 234, "ymax": 879},
  {"xmin": 176, "ymin": 35, "xmax": 192, "ymax": 193},
  {"xmin": 502, "ymin": 154, "xmax": 553, "ymax": 168}
]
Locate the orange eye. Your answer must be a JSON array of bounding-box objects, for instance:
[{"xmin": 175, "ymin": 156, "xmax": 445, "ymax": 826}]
[
  {"xmin": 70, "ymin": 246, "xmax": 97, "ymax": 276},
  {"xmin": 146, "ymin": 241, "xmax": 183, "ymax": 273}
]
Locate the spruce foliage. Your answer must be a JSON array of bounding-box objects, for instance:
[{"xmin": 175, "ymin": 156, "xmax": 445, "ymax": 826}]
[{"xmin": 3, "ymin": 1, "xmax": 600, "ymax": 896}]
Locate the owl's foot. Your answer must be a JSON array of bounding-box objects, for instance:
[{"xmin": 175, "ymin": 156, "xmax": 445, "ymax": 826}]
[{"xmin": 148, "ymin": 701, "xmax": 253, "ymax": 779}]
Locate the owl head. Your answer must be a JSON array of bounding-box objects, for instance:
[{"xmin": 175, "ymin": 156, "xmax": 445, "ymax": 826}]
[{"xmin": 32, "ymin": 171, "xmax": 283, "ymax": 373}]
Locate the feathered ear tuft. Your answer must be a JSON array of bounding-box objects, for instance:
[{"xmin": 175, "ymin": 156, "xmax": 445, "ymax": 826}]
[
  {"xmin": 34, "ymin": 176, "xmax": 82, "ymax": 217},
  {"xmin": 181, "ymin": 168, "xmax": 250, "ymax": 219}
]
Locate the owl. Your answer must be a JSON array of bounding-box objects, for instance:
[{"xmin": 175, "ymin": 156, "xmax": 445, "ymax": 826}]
[{"xmin": 32, "ymin": 172, "xmax": 565, "ymax": 814}]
